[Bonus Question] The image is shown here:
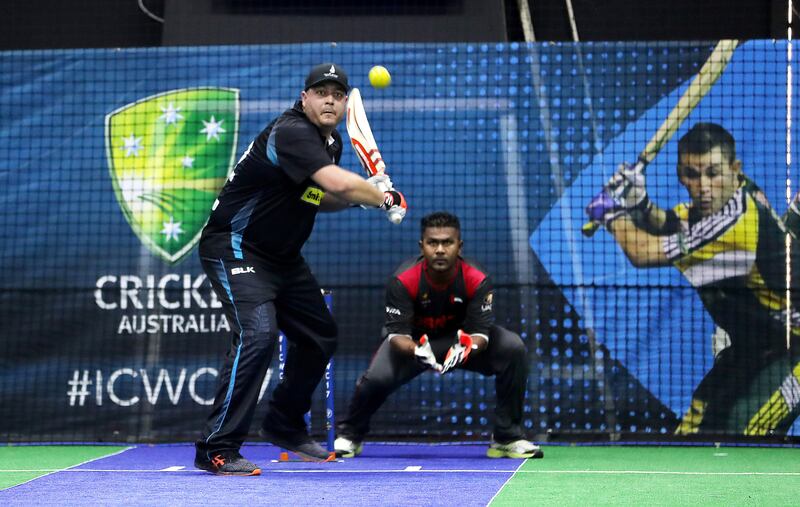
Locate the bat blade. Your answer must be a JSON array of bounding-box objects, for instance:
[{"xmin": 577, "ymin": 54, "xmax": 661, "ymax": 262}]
[
  {"xmin": 346, "ymin": 88, "xmax": 386, "ymax": 176},
  {"xmin": 637, "ymin": 39, "xmax": 738, "ymax": 166},
  {"xmin": 582, "ymin": 39, "xmax": 739, "ymax": 237}
]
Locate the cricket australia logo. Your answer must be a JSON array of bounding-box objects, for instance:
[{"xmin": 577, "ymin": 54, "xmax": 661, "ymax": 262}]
[{"xmin": 105, "ymin": 88, "xmax": 240, "ymax": 263}]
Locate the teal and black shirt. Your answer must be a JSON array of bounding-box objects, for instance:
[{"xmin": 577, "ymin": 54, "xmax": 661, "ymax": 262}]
[{"xmin": 200, "ymin": 101, "xmax": 342, "ymax": 264}]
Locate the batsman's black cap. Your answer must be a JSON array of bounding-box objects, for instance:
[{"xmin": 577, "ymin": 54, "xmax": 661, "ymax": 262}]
[{"xmin": 304, "ymin": 63, "xmax": 350, "ymax": 92}]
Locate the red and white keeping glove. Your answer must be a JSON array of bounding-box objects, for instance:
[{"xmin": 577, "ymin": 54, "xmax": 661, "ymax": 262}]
[
  {"xmin": 382, "ymin": 190, "xmax": 407, "ymax": 225},
  {"xmin": 441, "ymin": 330, "xmax": 474, "ymax": 374},
  {"xmin": 413, "ymin": 335, "xmax": 442, "ymax": 372}
]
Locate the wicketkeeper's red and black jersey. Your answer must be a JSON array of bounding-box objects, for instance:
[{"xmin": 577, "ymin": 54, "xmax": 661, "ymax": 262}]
[{"xmin": 384, "ymin": 256, "xmax": 495, "ymax": 340}]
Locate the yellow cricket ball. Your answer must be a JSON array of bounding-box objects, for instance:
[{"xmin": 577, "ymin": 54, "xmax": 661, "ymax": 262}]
[{"xmin": 368, "ymin": 65, "xmax": 391, "ymax": 89}]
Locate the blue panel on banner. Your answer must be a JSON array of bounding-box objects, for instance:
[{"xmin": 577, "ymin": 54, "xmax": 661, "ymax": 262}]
[{"xmin": 0, "ymin": 40, "xmax": 796, "ymax": 440}]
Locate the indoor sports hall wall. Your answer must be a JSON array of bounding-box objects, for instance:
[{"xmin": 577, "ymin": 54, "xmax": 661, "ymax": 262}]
[{"xmin": 0, "ymin": 41, "xmax": 798, "ymax": 443}]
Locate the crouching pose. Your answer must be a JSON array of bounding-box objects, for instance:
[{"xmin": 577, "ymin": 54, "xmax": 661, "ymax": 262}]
[{"xmin": 335, "ymin": 211, "xmax": 542, "ymax": 459}]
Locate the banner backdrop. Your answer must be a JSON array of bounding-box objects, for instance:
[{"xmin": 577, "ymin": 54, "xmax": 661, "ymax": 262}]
[{"xmin": 0, "ymin": 41, "xmax": 797, "ymax": 442}]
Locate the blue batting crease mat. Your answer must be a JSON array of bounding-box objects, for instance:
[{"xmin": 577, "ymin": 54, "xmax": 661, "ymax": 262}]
[{"xmin": 1, "ymin": 443, "xmax": 526, "ymax": 506}]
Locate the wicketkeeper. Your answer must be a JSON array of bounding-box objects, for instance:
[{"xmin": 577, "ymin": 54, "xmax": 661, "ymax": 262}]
[{"xmin": 335, "ymin": 211, "xmax": 543, "ymax": 459}]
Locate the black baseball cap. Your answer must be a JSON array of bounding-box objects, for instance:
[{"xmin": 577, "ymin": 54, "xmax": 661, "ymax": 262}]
[{"xmin": 304, "ymin": 63, "xmax": 350, "ymax": 92}]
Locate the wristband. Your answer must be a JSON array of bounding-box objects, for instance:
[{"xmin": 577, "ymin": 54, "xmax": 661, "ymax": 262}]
[{"xmin": 630, "ymin": 195, "xmax": 652, "ymax": 213}]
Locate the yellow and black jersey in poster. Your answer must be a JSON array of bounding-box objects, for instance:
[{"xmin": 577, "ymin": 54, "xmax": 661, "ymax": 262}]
[{"xmin": 662, "ymin": 185, "xmax": 799, "ymax": 354}]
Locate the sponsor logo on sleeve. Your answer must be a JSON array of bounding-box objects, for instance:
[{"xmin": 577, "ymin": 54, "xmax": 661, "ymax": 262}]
[
  {"xmin": 301, "ymin": 186, "xmax": 325, "ymax": 206},
  {"xmin": 481, "ymin": 292, "xmax": 494, "ymax": 312}
]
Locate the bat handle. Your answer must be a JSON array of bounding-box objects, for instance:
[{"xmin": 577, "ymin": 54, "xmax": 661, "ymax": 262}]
[
  {"xmin": 387, "ymin": 207, "xmax": 404, "ymax": 225},
  {"xmin": 581, "ymin": 220, "xmax": 600, "ymax": 237},
  {"xmin": 582, "ymin": 159, "xmax": 648, "ymax": 238}
]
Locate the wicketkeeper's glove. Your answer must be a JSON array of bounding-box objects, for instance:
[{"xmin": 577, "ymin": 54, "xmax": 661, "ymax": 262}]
[
  {"xmin": 413, "ymin": 335, "xmax": 442, "ymax": 372},
  {"xmin": 441, "ymin": 330, "xmax": 474, "ymax": 374}
]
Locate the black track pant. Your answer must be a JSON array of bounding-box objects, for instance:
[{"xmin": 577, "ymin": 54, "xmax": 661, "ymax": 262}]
[
  {"xmin": 195, "ymin": 256, "xmax": 337, "ymax": 457},
  {"xmin": 337, "ymin": 325, "xmax": 528, "ymax": 443}
]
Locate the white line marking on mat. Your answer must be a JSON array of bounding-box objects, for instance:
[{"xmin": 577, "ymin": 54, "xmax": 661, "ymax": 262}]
[
  {"xmin": 161, "ymin": 466, "xmax": 185, "ymax": 471},
  {"xmin": 487, "ymin": 459, "xmax": 526, "ymax": 506},
  {"xmin": 403, "ymin": 466, "xmax": 422, "ymax": 471},
  {"xmin": 3, "ymin": 469, "xmax": 799, "ymax": 476}
]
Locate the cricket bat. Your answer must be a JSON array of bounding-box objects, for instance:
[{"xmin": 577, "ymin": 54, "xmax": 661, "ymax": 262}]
[
  {"xmin": 582, "ymin": 39, "xmax": 739, "ymax": 237},
  {"xmin": 346, "ymin": 88, "xmax": 405, "ymax": 224},
  {"xmin": 346, "ymin": 87, "xmax": 386, "ymax": 177}
]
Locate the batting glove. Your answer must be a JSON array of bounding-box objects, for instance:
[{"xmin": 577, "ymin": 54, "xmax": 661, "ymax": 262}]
[
  {"xmin": 607, "ymin": 162, "xmax": 650, "ymax": 212},
  {"xmin": 441, "ymin": 330, "xmax": 474, "ymax": 374},
  {"xmin": 585, "ymin": 187, "xmax": 625, "ymax": 229},
  {"xmin": 413, "ymin": 335, "xmax": 442, "ymax": 372},
  {"xmin": 367, "ymin": 173, "xmax": 393, "ymax": 193},
  {"xmin": 382, "ymin": 190, "xmax": 407, "ymax": 224}
]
